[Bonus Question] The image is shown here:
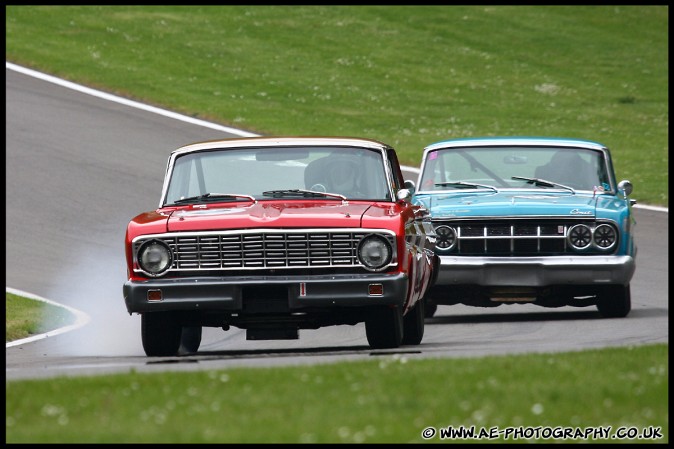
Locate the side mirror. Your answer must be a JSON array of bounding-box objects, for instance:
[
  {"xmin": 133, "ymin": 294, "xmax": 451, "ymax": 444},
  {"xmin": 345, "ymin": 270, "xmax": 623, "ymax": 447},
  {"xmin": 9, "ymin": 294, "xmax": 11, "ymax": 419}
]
[
  {"xmin": 397, "ymin": 180, "xmax": 416, "ymax": 203},
  {"xmin": 397, "ymin": 189, "xmax": 412, "ymax": 203},
  {"xmin": 618, "ymin": 180, "xmax": 633, "ymax": 197}
]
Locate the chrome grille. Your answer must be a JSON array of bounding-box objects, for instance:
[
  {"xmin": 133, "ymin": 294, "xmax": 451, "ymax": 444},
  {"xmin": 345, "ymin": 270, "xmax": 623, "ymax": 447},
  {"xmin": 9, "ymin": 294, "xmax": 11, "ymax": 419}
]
[
  {"xmin": 133, "ymin": 229, "xmax": 396, "ymax": 272},
  {"xmin": 433, "ymin": 219, "xmax": 616, "ymax": 256}
]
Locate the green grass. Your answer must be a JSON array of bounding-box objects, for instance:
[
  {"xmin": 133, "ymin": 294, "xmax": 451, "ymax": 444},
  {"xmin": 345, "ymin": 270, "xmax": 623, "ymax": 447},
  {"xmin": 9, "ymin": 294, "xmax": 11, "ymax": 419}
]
[
  {"xmin": 5, "ymin": 5, "xmax": 668, "ymax": 206},
  {"xmin": 5, "ymin": 292, "xmax": 76, "ymax": 342},
  {"xmin": 5, "ymin": 344, "xmax": 668, "ymax": 443},
  {"xmin": 5, "ymin": 6, "xmax": 669, "ymax": 444},
  {"xmin": 5, "ymin": 291, "xmax": 669, "ymax": 443}
]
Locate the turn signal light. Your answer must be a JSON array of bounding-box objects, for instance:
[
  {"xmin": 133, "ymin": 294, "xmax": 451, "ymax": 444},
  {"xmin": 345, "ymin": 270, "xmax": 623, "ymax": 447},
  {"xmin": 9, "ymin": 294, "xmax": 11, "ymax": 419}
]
[
  {"xmin": 368, "ymin": 284, "xmax": 383, "ymax": 296},
  {"xmin": 147, "ymin": 290, "xmax": 163, "ymax": 301}
]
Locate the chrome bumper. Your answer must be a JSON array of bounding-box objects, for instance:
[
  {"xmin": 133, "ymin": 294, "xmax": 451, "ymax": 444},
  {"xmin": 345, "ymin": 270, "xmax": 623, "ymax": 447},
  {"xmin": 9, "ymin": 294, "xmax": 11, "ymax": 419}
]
[
  {"xmin": 124, "ymin": 272, "xmax": 409, "ymax": 314},
  {"xmin": 435, "ymin": 255, "xmax": 635, "ymax": 286}
]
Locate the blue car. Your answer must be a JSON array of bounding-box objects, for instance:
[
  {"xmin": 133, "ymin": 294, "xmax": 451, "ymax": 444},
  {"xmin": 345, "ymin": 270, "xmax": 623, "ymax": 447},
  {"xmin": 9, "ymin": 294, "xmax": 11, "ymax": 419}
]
[{"xmin": 412, "ymin": 137, "xmax": 636, "ymax": 319}]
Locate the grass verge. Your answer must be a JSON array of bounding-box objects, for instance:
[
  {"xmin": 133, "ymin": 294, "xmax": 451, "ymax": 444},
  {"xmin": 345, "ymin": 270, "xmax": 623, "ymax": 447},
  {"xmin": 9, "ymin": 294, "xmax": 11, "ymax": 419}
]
[
  {"xmin": 5, "ymin": 292, "xmax": 76, "ymax": 342},
  {"xmin": 5, "ymin": 5, "xmax": 668, "ymax": 206},
  {"xmin": 5, "ymin": 343, "xmax": 668, "ymax": 443},
  {"xmin": 4, "ymin": 6, "xmax": 668, "ymax": 444}
]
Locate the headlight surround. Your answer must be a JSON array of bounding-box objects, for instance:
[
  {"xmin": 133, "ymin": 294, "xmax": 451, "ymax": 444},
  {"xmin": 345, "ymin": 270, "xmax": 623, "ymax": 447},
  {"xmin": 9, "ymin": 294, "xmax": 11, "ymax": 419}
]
[
  {"xmin": 137, "ymin": 239, "xmax": 173, "ymax": 276},
  {"xmin": 567, "ymin": 224, "xmax": 592, "ymax": 250},
  {"xmin": 593, "ymin": 224, "xmax": 618, "ymax": 250},
  {"xmin": 434, "ymin": 225, "xmax": 457, "ymax": 251},
  {"xmin": 357, "ymin": 234, "xmax": 393, "ymax": 271}
]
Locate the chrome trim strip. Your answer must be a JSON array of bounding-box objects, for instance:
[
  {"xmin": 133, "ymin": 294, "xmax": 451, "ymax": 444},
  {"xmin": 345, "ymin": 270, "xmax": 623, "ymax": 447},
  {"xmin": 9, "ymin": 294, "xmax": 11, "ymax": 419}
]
[
  {"xmin": 432, "ymin": 215, "xmax": 597, "ymax": 221},
  {"xmin": 415, "ymin": 142, "xmax": 616, "ymax": 195},
  {"xmin": 431, "ymin": 220, "xmax": 619, "ymax": 256},
  {"xmin": 435, "ymin": 255, "xmax": 635, "ymax": 287},
  {"xmin": 158, "ymin": 138, "xmax": 393, "ymax": 208},
  {"xmin": 132, "ymin": 228, "xmax": 398, "ymax": 274},
  {"xmin": 414, "ymin": 187, "xmax": 606, "ymax": 195}
]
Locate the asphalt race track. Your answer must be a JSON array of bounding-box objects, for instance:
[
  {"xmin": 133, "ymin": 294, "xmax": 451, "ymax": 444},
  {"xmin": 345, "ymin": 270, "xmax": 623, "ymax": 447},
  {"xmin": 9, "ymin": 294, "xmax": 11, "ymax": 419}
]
[{"xmin": 5, "ymin": 65, "xmax": 669, "ymax": 380}]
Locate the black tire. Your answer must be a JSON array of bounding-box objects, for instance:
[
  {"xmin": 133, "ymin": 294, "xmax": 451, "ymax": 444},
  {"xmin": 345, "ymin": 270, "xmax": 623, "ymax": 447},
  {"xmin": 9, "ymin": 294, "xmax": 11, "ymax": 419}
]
[
  {"xmin": 425, "ymin": 302, "xmax": 438, "ymax": 318},
  {"xmin": 424, "ymin": 276, "xmax": 440, "ymax": 319},
  {"xmin": 141, "ymin": 312, "xmax": 182, "ymax": 356},
  {"xmin": 402, "ymin": 299, "xmax": 425, "ymax": 345},
  {"xmin": 179, "ymin": 326, "xmax": 202, "ymax": 354},
  {"xmin": 365, "ymin": 306, "xmax": 403, "ymax": 349},
  {"xmin": 596, "ymin": 284, "xmax": 631, "ymax": 318}
]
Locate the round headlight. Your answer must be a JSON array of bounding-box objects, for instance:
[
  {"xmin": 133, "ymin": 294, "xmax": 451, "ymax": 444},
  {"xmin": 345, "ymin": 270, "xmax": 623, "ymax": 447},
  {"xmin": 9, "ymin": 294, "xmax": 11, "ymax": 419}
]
[
  {"xmin": 138, "ymin": 239, "xmax": 173, "ymax": 276},
  {"xmin": 593, "ymin": 224, "xmax": 617, "ymax": 250},
  {"xmin": 357, "ymin": 235, "xmax": 392, "ymax": 271},
  {"xmin": 434, "ymin": 225, "xmax": 457, "ymax": 251},
  {"xmin": 567, "ymin": 224, "xmax": 592, "ymax": 250}
]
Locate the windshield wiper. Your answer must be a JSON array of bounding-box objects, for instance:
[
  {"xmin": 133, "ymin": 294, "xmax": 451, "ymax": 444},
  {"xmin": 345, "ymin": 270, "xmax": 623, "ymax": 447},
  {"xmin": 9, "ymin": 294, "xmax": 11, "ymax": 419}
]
[
  {"xmin": 169, "ymin": 193, "xmax": 256, "ymax": 205},
  {"xmin": 511, "ymin": 176, "xmax": 575, "ymax": 193},
  {"xmin": 435, "ymin": 181, "xmax": 498, "ymax": 193},
  {"xmin": 262, "ymin": 189, "xmax": 347, "ymax": 200}
]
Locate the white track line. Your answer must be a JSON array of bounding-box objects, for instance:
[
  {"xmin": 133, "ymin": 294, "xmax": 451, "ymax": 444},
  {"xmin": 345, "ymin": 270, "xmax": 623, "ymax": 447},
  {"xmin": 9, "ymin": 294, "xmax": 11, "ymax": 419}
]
[
  {"xmin": 4, "ymin": 61, "xmax": 668, "ymax": 346},
  {"xmin": 6, "ymin": 62, "xmax": 259, "ymax": 137},
  {"xmin": 7, "ymin": 61, "xmax": 667, "ymax": 213},
  {"xmin": 8, "ymin": 61, "xmax": 665, "ymax": 213},
  {"xmin": 6, "ymin": 287, "xmax": 91, "ymax": 348}
]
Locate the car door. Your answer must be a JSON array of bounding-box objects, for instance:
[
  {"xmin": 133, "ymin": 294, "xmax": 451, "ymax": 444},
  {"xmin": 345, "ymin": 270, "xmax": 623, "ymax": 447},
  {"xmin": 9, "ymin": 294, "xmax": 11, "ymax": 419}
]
[{"xmin": 387, "ymin": 148, "xmax": 436, "ymax": 307}]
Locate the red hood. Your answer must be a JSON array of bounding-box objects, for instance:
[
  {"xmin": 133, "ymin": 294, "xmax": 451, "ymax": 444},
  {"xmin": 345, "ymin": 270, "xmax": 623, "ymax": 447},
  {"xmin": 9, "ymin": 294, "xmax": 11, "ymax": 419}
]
[{"xmin": 166, "ymin": 200, "xmax": 380, "ymax": 231}]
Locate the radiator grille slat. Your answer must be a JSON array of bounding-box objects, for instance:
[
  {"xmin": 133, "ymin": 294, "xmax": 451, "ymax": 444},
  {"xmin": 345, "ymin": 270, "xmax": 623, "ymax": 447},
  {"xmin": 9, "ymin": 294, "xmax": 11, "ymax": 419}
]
[
  {"xmin": 435, "ymin": 219, "xmax": 608, "ymax": 256},
  {"xmin": 134, "ymin": 230, "xmax": 395, "ymax": 272}
]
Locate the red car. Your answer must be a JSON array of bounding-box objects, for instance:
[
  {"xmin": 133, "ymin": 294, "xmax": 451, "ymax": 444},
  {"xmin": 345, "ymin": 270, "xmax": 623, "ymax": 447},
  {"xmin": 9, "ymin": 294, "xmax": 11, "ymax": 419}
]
[{"xmin": 123, "ymin": 137, "xmax": 437, "ymax": 356}]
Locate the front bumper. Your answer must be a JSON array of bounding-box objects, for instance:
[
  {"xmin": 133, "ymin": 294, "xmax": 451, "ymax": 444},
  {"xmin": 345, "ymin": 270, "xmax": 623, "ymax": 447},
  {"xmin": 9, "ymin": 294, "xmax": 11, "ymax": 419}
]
[
  {"xmin": 123, "ymin": 272, "xmax": 409, "ymax": 314},
  {"xmin": 435, "ymin": 255, "xmax": 635, "ymax": 287}
]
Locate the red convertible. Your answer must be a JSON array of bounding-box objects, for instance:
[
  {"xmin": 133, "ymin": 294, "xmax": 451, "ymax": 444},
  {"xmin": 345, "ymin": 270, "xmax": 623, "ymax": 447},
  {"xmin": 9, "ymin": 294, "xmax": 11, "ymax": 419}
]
[{"xmin": 123, "ymin": 137, "xmax": 437, "ymax": 356}]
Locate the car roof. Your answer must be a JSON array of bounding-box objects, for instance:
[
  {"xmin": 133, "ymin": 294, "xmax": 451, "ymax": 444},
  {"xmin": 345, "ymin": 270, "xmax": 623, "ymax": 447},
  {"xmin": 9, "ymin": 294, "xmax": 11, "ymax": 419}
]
[
  {"xmin": 424, "ymin": 136, "xmax": 607, "ymax": 152},
  {"xmin": 171, "ymin": 136, "xmax": 393, "ymax": 156}
]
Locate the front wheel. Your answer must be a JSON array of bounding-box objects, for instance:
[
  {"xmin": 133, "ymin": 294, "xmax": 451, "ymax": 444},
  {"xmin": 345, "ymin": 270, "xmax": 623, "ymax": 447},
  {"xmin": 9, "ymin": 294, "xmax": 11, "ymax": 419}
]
[
  {"xmin": 425, "ymin": 303, "xmax": 438, "ymax": 318},
  {"xmin": 179, "ymin": 326, "xmax": 202, "ymax": 354},
  {"xmin": 365, "ymin": 306, "xmax": 403, "ymax": 349},
  {"xmin": 596, "ymin": 284, "xmax": 631, "ymax": 318},
  {"xmin": 402, "ymin": 299, "xmax": 425, "ymax": 345},
  {"xmin": 141, "ymin": 312, "xmax": 182, "ymax": 356}
]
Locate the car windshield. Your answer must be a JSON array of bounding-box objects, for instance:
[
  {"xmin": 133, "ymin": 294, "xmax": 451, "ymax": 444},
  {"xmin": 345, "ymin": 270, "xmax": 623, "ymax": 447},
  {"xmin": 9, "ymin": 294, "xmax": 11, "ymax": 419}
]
[
  {"xmin": 419, "ymin": 146, "xmax": 611, "ymax": 192},
  {"xmin": 163, "ymin": 146, "xmax": 391, "ymax": 205}
]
